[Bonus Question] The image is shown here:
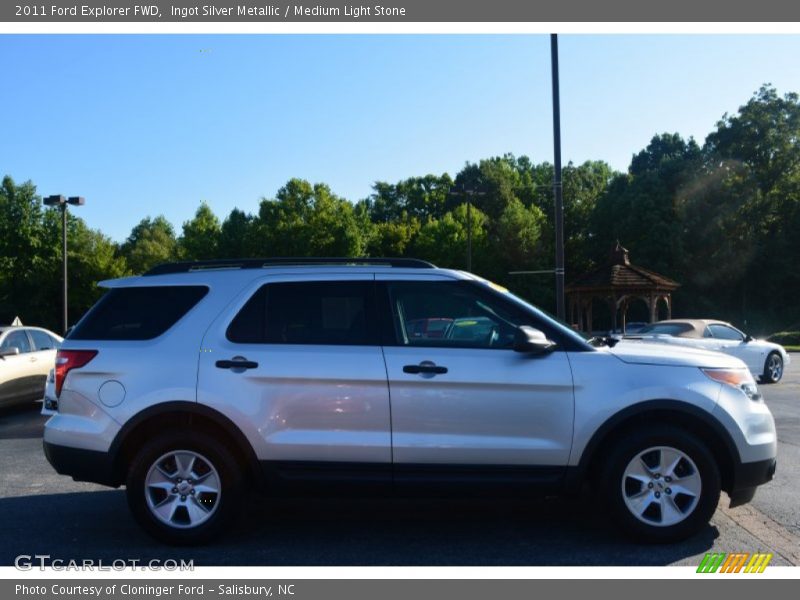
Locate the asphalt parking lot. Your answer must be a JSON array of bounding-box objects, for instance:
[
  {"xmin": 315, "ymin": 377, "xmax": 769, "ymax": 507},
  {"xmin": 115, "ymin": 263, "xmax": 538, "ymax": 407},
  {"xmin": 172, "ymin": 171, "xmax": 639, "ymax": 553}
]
[{"xmin": 1, "ymin": 360, "xmax": 798, "ymax": 567}]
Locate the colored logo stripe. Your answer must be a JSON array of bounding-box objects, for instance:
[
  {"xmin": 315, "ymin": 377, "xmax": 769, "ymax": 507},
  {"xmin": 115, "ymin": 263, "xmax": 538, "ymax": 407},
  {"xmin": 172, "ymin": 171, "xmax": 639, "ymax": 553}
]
[{"xmin": 697, "ymin": 552, "xmax": 772, "ymax": 573}]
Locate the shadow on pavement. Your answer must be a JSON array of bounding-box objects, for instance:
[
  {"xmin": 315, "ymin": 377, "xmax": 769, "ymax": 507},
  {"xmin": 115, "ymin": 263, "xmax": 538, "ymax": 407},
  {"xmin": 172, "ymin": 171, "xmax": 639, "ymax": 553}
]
[
  {"xmin": 0, "ymin": 489, "xmax": 717, "ymax": 566},
  {"xmin": 0, "ymin": 404, "xmax": 46, "ymax": 440}
]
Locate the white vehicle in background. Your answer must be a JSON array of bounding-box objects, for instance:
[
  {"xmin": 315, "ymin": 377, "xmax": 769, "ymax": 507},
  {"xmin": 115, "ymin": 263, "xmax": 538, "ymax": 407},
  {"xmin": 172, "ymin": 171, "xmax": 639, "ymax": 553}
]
[
  {"xmin": 627, "ymin": 319, "xmax": 790, "ymax": 384},
  {"xmin": 0, "ymin": 325, "xmax": 63, "ymax": 408}
]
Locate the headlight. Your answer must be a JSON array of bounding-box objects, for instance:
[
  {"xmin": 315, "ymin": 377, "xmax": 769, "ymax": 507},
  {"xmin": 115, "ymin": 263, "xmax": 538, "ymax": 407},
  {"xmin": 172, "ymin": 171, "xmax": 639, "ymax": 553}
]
[{"xmin": 702, "ymin": 368, "xmax": 762, "ymax": 402}]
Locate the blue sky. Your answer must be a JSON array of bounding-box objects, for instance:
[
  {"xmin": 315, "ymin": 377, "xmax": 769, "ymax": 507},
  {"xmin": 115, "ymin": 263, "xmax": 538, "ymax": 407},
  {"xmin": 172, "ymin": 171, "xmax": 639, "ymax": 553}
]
[{"xmin": 2, "ymin": 34, "xmax": 800, "ymax": 242}]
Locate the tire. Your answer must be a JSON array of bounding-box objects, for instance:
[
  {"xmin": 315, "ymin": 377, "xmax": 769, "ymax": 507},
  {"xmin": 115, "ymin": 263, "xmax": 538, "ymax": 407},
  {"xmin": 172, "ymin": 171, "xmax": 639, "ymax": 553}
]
[
  {"xmin": 761, "ymin": 352, "xmax": 783, "ymax": 384},
  {"xmin": 126, "ymin": 431, "xmax": 244, "ymax": 545},
  {"xmin": 601, "ymin": 425, "xmax": 721, "ymax": 543}
]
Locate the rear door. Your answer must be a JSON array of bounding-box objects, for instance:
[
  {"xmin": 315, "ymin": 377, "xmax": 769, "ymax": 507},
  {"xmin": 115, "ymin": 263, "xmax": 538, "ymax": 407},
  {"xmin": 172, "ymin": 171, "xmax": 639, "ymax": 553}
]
[
  {"xmin": 197, "ymin": 275, "xmax": 392, "ymax": 481},
  {"xmin": 377, "ymin": 277, "xmax": 575, "ymax": 480}
]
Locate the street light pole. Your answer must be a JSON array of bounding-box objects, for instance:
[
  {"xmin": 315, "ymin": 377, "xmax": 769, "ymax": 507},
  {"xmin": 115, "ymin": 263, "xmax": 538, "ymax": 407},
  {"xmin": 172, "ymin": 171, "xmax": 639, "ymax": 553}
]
[
  {"xmin": 551, "ymin": 33, "xmax": 566, "ymax": 321},
  {"xmin": 44, "ymin": 195, "xmax": 85, "ymax": 335}
]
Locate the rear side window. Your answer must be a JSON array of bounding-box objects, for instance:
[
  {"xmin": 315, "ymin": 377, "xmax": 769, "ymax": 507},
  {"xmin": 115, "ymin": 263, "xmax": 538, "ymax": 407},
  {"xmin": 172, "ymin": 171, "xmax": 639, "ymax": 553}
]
[
  {"xmin": 69, "ymin": 286, "xmax": 208, "ymax": 341},
  {"xmin": 29, "ymin": 330, "xmax": 60, "ymax": 351},
  {"xmin": 227, "ymin": 281, "xmax": 376, "ymax": 346}
]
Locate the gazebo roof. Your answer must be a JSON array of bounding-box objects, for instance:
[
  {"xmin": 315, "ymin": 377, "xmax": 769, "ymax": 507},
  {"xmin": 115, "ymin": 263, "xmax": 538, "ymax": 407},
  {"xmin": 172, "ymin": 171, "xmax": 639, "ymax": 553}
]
[{"xmin": 566, "ymin": 242, "xmax": 680, "ymax": 293}]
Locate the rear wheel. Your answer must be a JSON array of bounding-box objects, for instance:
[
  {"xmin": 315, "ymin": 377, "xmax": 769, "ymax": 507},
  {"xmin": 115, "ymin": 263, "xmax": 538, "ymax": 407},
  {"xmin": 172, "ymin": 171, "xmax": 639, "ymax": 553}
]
[
  {"xmin": 126, "ymin": 431, "xmax": 243, "ymax": 545},
  {"xmin": 602, "ymin": 426, "xmax": 721, "ymax": 543},
  {"xmin": 762, "ymin": 352, "xmax": 783, "ymax": 384}
]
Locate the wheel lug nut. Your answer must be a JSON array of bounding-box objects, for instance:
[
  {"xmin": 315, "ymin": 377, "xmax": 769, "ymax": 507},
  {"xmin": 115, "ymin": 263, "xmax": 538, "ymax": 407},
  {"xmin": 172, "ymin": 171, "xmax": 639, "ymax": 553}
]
[
  {"xmin": 180, "ymin": 495, "xmax": 186, "ymax": 501},
  {"xmin": 665, "ymin": 476, "xmax": 672, "ymax": 483},
  {"xmin": 666, "ymin": 488, "xmax": 672, "ymax": 495},
  {"xmin": 172, "ymin": 487, "xmax": 178, "ymax": 493},
  {"xmin": 648, "ymin": 482, "xmax": 654, "ymax": 489},
  {"xmin": 190, "ymin": 489, "xmax": 195, "ymax": 495},
  {"xmin": 655, "ymin": 492, "xmax": 661, "ymax": 498}
]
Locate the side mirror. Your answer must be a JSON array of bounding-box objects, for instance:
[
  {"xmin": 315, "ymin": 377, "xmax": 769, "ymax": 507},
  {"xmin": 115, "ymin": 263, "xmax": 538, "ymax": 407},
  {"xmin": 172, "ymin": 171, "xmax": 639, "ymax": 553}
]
[
  {"xmin": 0, "ymin": 346, "xmax": 20, "ymax": 358},
  {"xmin": 744, "ymin": 334, "xmax": 753, "ymax": 343},
  {"xmin": 513, "ymin": 326, "xmax": 556, "ymax": 355}
]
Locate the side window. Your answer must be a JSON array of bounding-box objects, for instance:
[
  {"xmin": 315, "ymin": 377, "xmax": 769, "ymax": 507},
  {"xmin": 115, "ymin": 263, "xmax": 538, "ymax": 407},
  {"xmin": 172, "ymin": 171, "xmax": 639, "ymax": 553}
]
[
  {"xmin": 69, "ymin": 286, "xmax": 208, "ymax": 341},
  {"xmin": 708, "ymin": 324, "xmax": 744, "ymax": 341},
  {"xmin": 29, "ymin": 330, "xmax": 60, "ymax": 351},
  {"xmin": 0, "ymin": 330, "xmax": 32, "ymax": 354},
  {"xmin": 227, "ymin": 281, "xmax": 376, "ymax": 346},
  {"xmin": 385, "ymin": 281, "xmax": 529, "ymax": 349}
]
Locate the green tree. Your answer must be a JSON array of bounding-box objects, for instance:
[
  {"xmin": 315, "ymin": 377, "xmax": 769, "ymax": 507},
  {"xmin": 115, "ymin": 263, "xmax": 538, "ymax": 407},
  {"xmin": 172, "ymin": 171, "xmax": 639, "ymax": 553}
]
[
  {"xmin": 179, "ymin": 202, "xmax": 221, "ymax": 260},
  {"xmin": 255, "ymin": 179, "xmax": 365, "ymax": 257},
  {"xmin": 120, "ymin": 216, "xmax": 178, "ymax": 274},
  {"xmin": 413, "ymin": 204, "xmax": 488, "ymax": 270},
  {"xmin": 218, "ymin": 208, "xmax": 257, "ymax": 258}
]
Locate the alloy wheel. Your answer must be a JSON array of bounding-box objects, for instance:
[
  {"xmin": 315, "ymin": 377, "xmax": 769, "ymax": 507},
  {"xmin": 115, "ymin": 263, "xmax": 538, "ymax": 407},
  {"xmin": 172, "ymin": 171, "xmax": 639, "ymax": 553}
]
[
  {"xmin": 621, "ymin": 446, "xmax": 702, "ymax": 527},
  {"xmin": 144, "ymin": 450, "xmax": 221, "ymax": 529}
]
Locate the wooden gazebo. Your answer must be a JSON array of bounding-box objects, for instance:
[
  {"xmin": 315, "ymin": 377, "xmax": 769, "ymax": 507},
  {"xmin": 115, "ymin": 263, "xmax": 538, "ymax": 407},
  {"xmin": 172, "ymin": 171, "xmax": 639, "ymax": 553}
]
[{"xmin": 566, "ymin": 242, "xmax": 680, "ymax": 333}]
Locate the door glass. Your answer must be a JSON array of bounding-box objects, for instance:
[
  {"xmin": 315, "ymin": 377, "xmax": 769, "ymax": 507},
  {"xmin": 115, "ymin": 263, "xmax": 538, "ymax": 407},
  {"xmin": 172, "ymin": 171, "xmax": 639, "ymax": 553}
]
[
  {"xmin": 0, "ymin": 331, "xmax": 32, "ymax": 353},
  {"xmin": 29, "ymin": 330, "xmax": 59, "ymax": 351},
  {"xmin": 708, "ymin": 324, "xmax": 744, "ymax": 341},
  {"xmin": 227, "ymin": 281, "xmax": 376, "ymax": 346},
  {"xmin": 387, "ymin": 281, "xmax": 525, "ymax": 349}
]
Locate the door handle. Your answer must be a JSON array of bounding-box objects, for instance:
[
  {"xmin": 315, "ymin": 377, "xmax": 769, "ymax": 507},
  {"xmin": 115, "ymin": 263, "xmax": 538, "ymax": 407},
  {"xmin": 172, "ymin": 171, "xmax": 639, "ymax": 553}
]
[
  {"xmin": 216, "ymin": 357, "xmax": 259, "ymax": 370},
  {"xmin": 403, "ymin": 362, "xmax": 448, "ymax": 375}
]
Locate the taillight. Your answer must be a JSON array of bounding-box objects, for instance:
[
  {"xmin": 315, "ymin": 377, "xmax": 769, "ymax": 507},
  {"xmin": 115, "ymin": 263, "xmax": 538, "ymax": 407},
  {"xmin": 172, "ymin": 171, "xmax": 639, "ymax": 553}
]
[{"xmin": 55, "ymin": 350, "xmax": 98, "ymax": 397}]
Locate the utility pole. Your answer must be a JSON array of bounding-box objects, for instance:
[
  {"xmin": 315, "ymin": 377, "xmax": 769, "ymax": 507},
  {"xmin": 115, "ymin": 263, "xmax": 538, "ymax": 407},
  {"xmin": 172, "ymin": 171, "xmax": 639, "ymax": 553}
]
[
  {"xmin": 551, "ymin": 33, "xmax": 566, "ymax": 320},
  {"xmin": 449, "ymin": 183, "xmax": 486, "ymax": 271},
  {"xmin": 43, "ymin": 195, "xmax": 85, "ymax": 335}
]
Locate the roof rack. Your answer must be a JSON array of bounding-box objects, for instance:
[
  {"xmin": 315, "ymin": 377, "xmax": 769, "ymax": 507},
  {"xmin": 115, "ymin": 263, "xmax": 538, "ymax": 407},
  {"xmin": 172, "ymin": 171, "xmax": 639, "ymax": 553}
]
[{"xmin": 144, "ymin": 257, "xmax": 436, "ymax": 276}]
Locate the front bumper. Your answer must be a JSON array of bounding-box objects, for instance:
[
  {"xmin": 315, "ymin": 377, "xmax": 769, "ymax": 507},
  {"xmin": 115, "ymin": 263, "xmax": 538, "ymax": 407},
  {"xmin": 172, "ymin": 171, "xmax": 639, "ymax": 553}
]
[
  {"xmin": 43, "ymin": 441, "xmax": 122, "ymax": 488},
  {"xmin": 728, "ymin": 457, "xmax": 777, "ymax": 507}
]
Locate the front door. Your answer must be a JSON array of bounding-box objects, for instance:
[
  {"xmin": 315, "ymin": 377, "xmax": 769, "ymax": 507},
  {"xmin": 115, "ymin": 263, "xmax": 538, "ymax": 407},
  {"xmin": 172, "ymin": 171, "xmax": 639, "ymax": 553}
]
[{"xmin": 377, "ymin": 277, "xmax": 575, "ymax": 480}]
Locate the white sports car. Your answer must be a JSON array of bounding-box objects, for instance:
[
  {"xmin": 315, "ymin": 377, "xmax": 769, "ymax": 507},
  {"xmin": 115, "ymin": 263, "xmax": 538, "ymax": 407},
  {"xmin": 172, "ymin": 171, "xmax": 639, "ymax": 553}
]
[{"xmin": 624, "ymin": 319, "xmax": 790, "ymax": 384}]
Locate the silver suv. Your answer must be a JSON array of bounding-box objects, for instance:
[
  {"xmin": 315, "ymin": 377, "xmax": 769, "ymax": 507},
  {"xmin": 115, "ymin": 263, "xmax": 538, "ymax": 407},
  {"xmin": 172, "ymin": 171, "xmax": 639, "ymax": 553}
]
[{"xmin": 42, "ymin": 258, "xmax": 777, "ymax": 545}]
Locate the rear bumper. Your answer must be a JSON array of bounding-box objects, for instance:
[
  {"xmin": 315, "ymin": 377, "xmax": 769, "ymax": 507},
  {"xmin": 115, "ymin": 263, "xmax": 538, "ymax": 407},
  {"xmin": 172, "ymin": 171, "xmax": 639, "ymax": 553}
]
[
  {"xmin": 43, "ymin": 441, "xmax": 121, "ymax": 488},
  {"xmin": 729, "ymin": 457, "xmax": 776, "ymax": 507}
]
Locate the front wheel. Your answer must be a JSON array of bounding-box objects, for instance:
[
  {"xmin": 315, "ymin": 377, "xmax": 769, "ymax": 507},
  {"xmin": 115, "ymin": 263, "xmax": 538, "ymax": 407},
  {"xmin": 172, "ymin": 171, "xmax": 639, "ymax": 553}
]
[
  {"xmin": 762, "ymin": 352, "xmax": 783, "ymax": 384},
  {"xmin": 126, "ymin": 431, "xmax": 244, "ymax": 545},
  {"xmin": 601, "ymin": 426, "xmax": 721, "ymax": 543}
]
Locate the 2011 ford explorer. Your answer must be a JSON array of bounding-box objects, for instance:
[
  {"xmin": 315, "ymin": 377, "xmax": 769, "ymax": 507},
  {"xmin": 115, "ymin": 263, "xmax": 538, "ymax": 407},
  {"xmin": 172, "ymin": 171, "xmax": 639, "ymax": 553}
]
[{"xmin": 42, "ymin": 258, "xmax": 777, "ymax": 545}]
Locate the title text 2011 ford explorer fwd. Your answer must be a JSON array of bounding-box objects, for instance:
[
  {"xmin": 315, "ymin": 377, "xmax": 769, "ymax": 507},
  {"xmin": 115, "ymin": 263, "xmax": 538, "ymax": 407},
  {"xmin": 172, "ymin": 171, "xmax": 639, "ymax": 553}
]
[{"xmin": 42, "ymin": 258, "xmax": 777, "ymax": 545}]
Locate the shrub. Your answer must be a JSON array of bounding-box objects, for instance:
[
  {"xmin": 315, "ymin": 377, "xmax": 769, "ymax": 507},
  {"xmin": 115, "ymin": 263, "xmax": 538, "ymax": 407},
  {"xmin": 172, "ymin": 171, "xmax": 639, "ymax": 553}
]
[{"xmin": 767, "ymin": 331, "xmax": 800, "ymax": 345}]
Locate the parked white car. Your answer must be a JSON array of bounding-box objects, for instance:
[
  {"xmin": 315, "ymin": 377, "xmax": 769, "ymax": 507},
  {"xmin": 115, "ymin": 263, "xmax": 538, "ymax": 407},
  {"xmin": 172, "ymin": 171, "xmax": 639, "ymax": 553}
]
[
  {"xmin": 0, "ymin": 326, "xmax": 63, "ymax": 407},
  {"xmin": 626, "ymin": 319, "xmax": 790, "ymax": 384}
]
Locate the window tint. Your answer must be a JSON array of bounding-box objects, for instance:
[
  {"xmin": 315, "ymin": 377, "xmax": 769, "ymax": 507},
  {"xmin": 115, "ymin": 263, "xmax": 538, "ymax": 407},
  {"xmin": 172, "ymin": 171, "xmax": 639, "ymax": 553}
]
[
  {"xmin": 708, "ymin": 324, "xmax": 744, "ymax": 341},
  {"xmin": 227, "ymin": 281, "xmax": 376, "ymax": 346},
  {"xmin": 69, "ymin": 286, "xmax": 208, "ymax": 341},
  {"xmin": 386, "ymin": 281, "xmax": 531, "ymax": 349},
  {"xmin": 1, "ymin": 330, "xmax": 31, "ymax": 353},
  {"xmin": 29, "ymin": 330, "xmax": 60, "ymax": 351}
]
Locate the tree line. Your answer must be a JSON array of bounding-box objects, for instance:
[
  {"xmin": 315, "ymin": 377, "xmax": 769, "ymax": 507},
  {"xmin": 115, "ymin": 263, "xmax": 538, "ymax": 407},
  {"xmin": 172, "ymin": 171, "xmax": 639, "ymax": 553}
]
[{"xmin": 2, "ymin": 85, "xmax": 799, "ymax": 335}]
